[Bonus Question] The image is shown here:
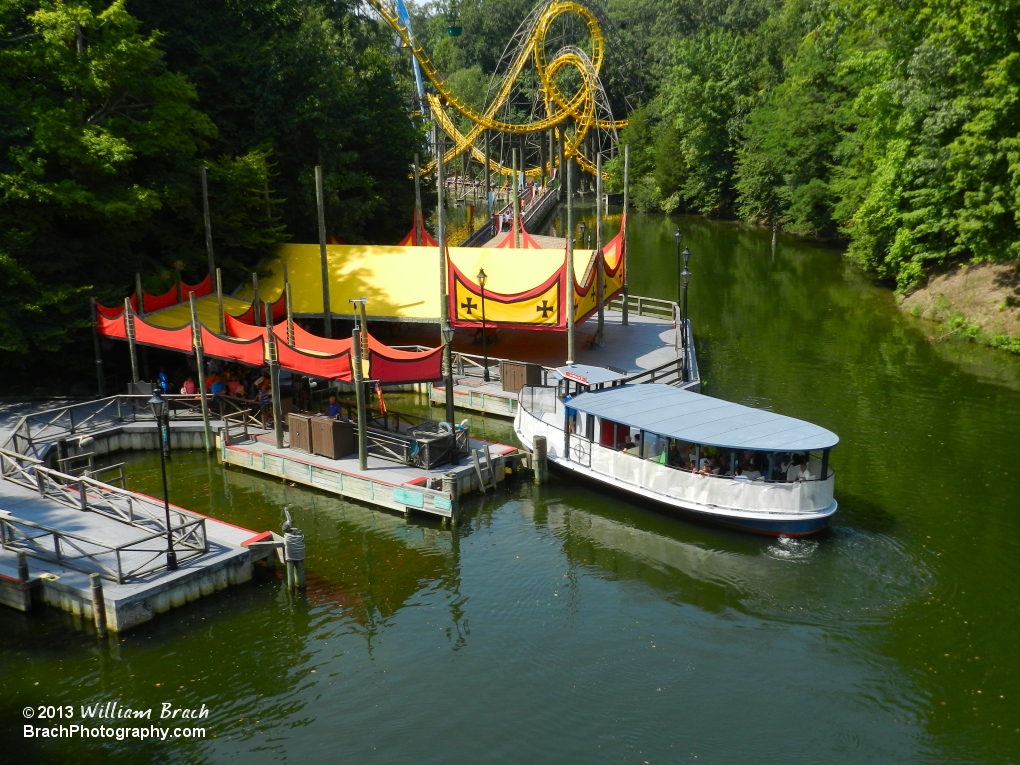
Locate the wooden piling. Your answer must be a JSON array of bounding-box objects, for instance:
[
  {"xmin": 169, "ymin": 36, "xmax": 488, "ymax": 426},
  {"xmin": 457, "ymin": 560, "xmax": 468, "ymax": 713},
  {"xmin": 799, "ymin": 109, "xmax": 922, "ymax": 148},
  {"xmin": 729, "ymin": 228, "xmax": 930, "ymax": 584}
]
[
  {"xmin": 442, "ymin": 472, "xmax": 459, "ymax": 526},
  {"xmin": 201, "ymin": 165, "xmax": 216, "ymax": 278},
  {"xmin": 512, "ymin": 150, "xmax": 522, "ymax": 248},
  {"xmin": 533, "ymin": 435, "xmax": 548, "ymax": 484},
  {"xmin": 251, "ymin": 272, "xmax": 260, "ymax": 327},
  {"xmin": 125, "ymin": 297, "xmax": 140, "ymax": 384},
  {"xmin": 189, "ymin": 293, "xmax": 213, "ymax": 453},
  {"xmin": 17, "ymin": 551, "xmax": 28, "ymax": 583},
  {"xmin": 565, "ymin": 166, "xmax": 575, "ymax": 363},
  {"xmin": 596, "ymin": 153, "xmax": 604, "ymax": 346},
  {"xmin": 352, "ymin": 328, "xmax": 368, "ymax": 471},
  {"xmin": 90, "ymin": 573, "xmax": 108, "ymax": 638},
  {"xmin": 413, "ymin": 153, "xmax": 423, "ymax": 246},
  {"xmin": 215, "ymin": 267, "xmax": 225, "ymax": 334},
  {"xmin": 265, "ymin": 302, "xmax": 285, "ymax": 449},
  {"xmin": 315, "ymin": 165, "xmax": 332, "ymax": 338},
  {"xmin": 90, "ymin": 298, "xmax": 106, "ymax": 396}
]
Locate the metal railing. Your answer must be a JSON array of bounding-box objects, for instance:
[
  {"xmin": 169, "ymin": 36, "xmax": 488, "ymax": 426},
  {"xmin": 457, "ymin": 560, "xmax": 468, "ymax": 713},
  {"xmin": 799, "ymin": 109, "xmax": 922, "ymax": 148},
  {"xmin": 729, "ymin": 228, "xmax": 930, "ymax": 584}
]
[
  {"xmin": 0, "ymin": 447, "xmax": 208, "ymax": 582},
  {"xmin": 3, "ymin": 394, "xmax": 207, "ymax": 459},
  {"xmin": 332, "ymin": 402, "xmax": 465, "ymax": 468},
  {"xmin": 609, "ymin": 294, "xmax": 679, "ymax": 322}
]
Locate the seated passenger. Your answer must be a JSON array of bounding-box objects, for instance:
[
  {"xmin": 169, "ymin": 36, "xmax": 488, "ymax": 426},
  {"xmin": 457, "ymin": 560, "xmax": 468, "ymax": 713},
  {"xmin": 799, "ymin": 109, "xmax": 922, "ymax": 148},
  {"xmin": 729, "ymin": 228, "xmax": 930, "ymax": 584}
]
[
  {"xmin": 732, "ymin": 466, "xmax": 750, "ymax": 482},
  {"xmin": 793, "ymin": 460, "xmax": 814, "ymax": 482},
  {"xmin": 786, "ymin": 454, "xmax": 802, "ymax": 483},
  {"xmin": 744, "ymin": 462, "xmax": 762, "ymax": 481}
]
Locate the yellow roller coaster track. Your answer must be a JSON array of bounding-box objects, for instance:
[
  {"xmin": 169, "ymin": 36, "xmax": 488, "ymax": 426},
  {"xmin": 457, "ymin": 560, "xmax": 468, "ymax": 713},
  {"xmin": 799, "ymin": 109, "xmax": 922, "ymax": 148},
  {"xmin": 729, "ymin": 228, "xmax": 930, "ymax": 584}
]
[{"xmin": 365, "ymin": 0, "xmax": 626, "ymax": 179}]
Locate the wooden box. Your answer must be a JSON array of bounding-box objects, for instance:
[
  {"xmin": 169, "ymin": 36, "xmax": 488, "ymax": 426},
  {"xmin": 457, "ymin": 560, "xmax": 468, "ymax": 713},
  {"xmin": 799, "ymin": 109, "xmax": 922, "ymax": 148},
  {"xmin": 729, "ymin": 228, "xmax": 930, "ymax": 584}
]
[
  {"xmin": 499, "ymin": 360, "xmax": 543, "ymax": 394},
  {"xmin": 311, "ymin": 416, "xmax": 355, "ymax": 460},
  {"xmin": 288, "ymin": 413, "xmax": 312, "ymax": 453}
]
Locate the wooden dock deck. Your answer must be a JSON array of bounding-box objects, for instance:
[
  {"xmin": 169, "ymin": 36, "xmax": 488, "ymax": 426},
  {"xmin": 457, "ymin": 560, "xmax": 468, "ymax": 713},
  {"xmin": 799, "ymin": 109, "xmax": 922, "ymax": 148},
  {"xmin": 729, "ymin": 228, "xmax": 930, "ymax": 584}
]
[{"xmin": 221, "ymin": 429, "xmax": 521, "ymax": 524}]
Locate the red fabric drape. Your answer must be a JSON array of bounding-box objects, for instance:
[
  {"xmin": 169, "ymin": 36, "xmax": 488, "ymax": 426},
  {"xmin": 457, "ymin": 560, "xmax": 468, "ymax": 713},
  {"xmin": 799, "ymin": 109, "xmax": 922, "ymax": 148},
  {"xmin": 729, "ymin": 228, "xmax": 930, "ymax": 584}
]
[
  {"xmin": 224, "ymin": 314, "xmax": 268, "ymax": 342},
  {"xmin": 142, "ymin": 284, "xmax": 180, "ymax": 314},
  {"xmin": 494, "ymin": 222, "xmax": 542, "ymax": 249},
  {"xmin": 200, "ymin": 327, "xmax": 265, "ymax": 366},
  {"xmin": 365, "ymin": 335, "xmax": 443, "ymax": 383},
  {"xmin": 133, "ymin": 318, "xmax": 193, "ymax": 352},
  {"xmin": 274, "ymin": 322, "xmax": 352, "ymax": 355},
  {"xmin": 96, "ymin": 294, "xmax": 136, "ymax": 319},
  {"xmin": 276, "ymin": 341, "xmax": 351, "ymax": 381},
  {"xmin": 258, "ymin": 293, "xmax": 286, "ymax": 324},
  {"xmin": 96, "ymin": 314, "xmax": 127, "ymax": 339},
  {"xmin": 182, "ymin": 274, "xmax": 212, "ymax": 299},
  {"xmin": 396, "ymin": 211, "xmax": 439, "ymax": 246}
]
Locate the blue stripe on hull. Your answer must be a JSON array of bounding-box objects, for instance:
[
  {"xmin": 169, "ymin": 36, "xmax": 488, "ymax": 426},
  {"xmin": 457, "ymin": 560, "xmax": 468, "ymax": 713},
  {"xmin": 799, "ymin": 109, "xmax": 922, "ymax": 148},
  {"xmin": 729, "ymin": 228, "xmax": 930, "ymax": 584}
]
[{"xmin": 551, "ymin": 461, "xmax": 834, "ymax": 537}]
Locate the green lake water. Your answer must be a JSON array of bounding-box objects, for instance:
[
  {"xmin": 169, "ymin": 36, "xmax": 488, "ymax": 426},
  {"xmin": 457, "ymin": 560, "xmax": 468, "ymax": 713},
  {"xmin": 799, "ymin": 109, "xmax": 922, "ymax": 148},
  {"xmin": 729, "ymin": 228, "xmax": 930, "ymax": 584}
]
[{"xmin": 3, "ymin": 212, "xmax": 1020, "ymax": 763}]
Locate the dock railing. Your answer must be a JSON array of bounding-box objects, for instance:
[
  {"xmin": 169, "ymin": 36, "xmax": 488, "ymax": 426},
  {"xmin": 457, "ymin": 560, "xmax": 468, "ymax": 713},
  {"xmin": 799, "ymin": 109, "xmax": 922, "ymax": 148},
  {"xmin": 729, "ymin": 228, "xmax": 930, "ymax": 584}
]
[{"xmin": 0, "ymin": 446, "xmax": 208, "ymax": 582}]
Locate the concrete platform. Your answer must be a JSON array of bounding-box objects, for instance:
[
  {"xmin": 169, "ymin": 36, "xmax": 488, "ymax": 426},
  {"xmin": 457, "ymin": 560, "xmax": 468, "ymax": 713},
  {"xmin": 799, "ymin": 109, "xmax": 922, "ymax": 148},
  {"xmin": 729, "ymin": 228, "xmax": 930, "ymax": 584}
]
[
  {"xmin": 221, "ymin": 430, "xmax": 521, "ymax": 523},
  {"xmin": 0, "ymin": 478, "xmax": 271, "ymax": 631}
]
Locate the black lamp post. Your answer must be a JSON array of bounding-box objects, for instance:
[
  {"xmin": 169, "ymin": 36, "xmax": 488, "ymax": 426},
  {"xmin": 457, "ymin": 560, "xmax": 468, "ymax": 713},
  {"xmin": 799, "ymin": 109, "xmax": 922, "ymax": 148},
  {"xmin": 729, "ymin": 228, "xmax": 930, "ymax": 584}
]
[
  {"xmin": 442, "ymin": 318, "xmax": 456, "ymax": 427},
  {"xmin": 148, "ymin": 386, "xmax": 177, "ymax": 571},
  {"xmin": 579, "ymin": 221, "xmax": 587, "ymax": 248},
  {"xmin": 477, "ymin": 268, "xmax": 490, "ymax": 382},
  {"xmin": 680, "ymin": 242, "xmax": 692, "ymax": 382}
]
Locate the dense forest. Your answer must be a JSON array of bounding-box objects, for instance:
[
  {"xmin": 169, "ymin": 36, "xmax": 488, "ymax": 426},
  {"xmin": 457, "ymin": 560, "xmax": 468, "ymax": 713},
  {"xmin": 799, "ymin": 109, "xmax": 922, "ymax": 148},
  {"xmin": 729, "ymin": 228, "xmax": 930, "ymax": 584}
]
[
  {"xmin": 3, "ymin": 0, "xmax": 1019, "ymax": 383},
  {"xmin": 413, "ymin": 0, "xmax": 1020, "ymax": 294},
  {"xmin": 0, "ymin": 0, "xmax": 422, "ymax": 379}
]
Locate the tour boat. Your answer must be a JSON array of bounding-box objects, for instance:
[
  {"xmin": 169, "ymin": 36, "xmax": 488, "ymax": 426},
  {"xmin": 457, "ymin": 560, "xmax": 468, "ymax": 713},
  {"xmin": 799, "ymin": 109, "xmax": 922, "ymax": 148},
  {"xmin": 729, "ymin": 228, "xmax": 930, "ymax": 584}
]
[{"xmin": 515, "ymin": 366, "xmax": 839, "ymax": 536}]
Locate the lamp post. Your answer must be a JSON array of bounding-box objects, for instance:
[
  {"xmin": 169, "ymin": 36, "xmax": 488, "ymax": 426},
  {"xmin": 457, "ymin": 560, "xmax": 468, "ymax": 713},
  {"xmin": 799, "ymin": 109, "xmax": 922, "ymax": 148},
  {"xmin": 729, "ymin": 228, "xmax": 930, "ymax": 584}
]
[
  {"xmin": 148, "ymin": 387, "xmax": 177, "ymax": 571},
  {"xmin": 477, "ymin": 268, "xmax": 490, "ymax": 382},
  {"xmin": 442, "ymin": 318, "xmax": 456, "ymax": 427},
  {"xmin": 678, "ymin": 235, "xmax": 692, "ymax": 382}
]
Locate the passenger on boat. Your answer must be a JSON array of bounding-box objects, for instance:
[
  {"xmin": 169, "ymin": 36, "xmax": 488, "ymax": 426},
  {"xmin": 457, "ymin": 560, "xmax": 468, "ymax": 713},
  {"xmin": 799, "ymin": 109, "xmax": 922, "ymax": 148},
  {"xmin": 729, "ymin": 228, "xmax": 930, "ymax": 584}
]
[
  {"xmin": 732, "ymin": 466, "xmax": 750, "ymax": 482},
  {"xmin": 786, "ymin": 455, "xmax": 803, "ymax": 482},
  {"xmin": 793, "ymin": 459, "xmax": 814, "ymax": 482},
  {"xmin": 744, "ymin": 463, "xmax": 763, "ymax": 481}
]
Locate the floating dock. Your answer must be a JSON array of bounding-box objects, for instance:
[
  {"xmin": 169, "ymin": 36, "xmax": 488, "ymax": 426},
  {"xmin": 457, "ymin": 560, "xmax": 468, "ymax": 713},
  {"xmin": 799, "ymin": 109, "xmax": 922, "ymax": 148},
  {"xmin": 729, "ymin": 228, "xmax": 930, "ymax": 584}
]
[
  {"xmin": 0, "ymin": 454, "xmax": 275, "ymax": 632},
  {"xmin": 220, "ymin": 429, "xmax": 521, "ymax": 524}
]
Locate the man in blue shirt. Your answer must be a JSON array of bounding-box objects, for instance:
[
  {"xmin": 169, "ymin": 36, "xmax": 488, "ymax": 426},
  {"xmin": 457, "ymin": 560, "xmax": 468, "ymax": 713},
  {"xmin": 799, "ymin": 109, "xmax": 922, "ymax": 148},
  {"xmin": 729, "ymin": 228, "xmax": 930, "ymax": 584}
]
[{"xmin": 326, "ymin": 394, "xmax": 341, "ymax": 419}]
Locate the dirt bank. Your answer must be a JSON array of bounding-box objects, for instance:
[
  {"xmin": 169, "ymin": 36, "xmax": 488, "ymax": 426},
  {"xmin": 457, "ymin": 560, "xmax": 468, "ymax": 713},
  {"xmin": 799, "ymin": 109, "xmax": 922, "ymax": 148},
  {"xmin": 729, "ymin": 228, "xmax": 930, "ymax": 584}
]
[{"xmin": 900, "ymin": 262, "xmax": 1020, "ymax": 354}]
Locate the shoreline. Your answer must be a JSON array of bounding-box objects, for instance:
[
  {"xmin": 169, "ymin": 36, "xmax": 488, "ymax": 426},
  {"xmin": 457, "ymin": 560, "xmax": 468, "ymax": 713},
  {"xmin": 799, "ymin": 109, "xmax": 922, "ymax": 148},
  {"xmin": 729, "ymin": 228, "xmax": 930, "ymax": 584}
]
[{"xmin": 899, "ymin": 262, "xmax": 1020, "ymax": 355}]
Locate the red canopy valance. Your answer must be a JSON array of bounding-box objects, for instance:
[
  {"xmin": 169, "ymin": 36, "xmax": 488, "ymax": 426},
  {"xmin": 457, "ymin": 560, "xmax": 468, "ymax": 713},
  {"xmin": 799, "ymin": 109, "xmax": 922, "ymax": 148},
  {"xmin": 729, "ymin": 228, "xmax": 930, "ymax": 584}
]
[{"xmin": 200, "ymin": 327, "xmax": 265, "ymax": 367}]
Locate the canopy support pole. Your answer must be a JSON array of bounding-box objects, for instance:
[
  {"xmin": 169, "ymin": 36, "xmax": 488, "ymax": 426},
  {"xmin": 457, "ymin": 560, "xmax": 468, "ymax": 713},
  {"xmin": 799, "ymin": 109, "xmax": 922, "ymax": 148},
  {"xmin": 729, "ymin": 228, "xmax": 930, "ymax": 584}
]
[
  {"xmin": 284, "ymin": 265, "xmax": 295, "ymax": 346},
  {"xmin": 315, "ymin": 165, "xmax": 332, "ymax": 338},
  {"xmin": 189, "ymin": 293, "xmax": 212, "ymax": 453},
  {"xmin": 352, "ymin": 327, "xmax": 368, "ymax": 471},
  {"xmin": 512, "ymin": 150, "xmax": 522, "ymax": 248},
  {"xmin": 125, "ymin": 298, "xmax": 139, "ymax": 385},
  {"xmin": 622, "ymin": 144, "xmax": 630, "ymax": 326},
  {"xmin": 566, "ymin": 166, "xmax": 575, "ymax": 364},
  {"xmin": 437, "ymin": 129, "xmax": 449, "ymax": 341},
  {"xmin": 215, "ymin": 267, "xmax": 225, "ymax": 335},
  {"xmin": 252, "ymin": 273, "xmax": 260, "ymax": 327},
  {"xmin": 596, "ymin": 153, "xmax": 604, "ymax": 347},
  {"xmin": 201, "ymin": 165, "xmax": 216, "ymax": 278},
  {"xmin": 557, "ymin": 128, "xmax": 565, "ymax": 202},
  {"xmin": 135, "ymin": 273, "xmax": 144, "ymax": 317},
  {"xmin": 265, "ymin": 302, "xmax": 284, "ymax": 449},
  {"xmin": 484, "ymin": 130, "xmax": 491, "ymax": 216},
  {"xmin": 89, "ymin": 298, "xmax": 105, "ymax": 396},
  {"xmin": 413, "ymin": 154, "xmax": 423, "ymax": 246}
]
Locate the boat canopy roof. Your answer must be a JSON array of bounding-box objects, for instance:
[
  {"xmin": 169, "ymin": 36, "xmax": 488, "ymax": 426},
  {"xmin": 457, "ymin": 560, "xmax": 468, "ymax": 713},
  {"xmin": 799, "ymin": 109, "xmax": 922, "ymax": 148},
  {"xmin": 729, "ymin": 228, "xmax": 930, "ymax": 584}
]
[
  {"xmin": 567, "ymin": 384, "xmax": 839, "ymax": 451},
  {"xmin": 552, "ymin": 364, "xmax": 628, "ymax": 386}
]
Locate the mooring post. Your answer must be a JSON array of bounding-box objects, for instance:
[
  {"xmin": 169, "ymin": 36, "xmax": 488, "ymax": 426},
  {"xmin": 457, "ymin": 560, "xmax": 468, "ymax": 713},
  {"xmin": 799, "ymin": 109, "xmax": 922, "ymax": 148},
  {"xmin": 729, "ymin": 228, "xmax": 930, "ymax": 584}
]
[
  {"xmin": 89, "ymin": 298, "xmax": 106, "ymax": 396},
  {"xmin": 189, "ymin": 293, "xmax": 213, "ymax": 453},
  {"xmin": 215, "ymin": 267, "xmax": 225, "ymax": 335},
  {"xmin": 436, "ymin": 129, "xmax": 449, "ymax": 335},
  {"xmin": 125, "ymin": 298, "xmax": 139, "ymax": 384},
  {"xmin": 533, "ymin": 435, "xmax": 548, "ymax": 484},
  {"xmin": 352, "ymin": 327, "xmax": 369, "ymax": 471},
  {"xmin": 596, "ymin": 154, "xmax": 605, "ymax": 347},
  {"xmin": 265, "ymin": 302, "xmax": 285, "ymax": 449},
  {"xmin": 17, "ymin": 551, "xmax": 28, "ymax": 583},
  {"xmin": 89, "ymin": 573, "xmax": 108, "ymax": 638},
  {"xmin": 315, "ymin": 165, "xmax": 332, "ymax": 338},
  {"xmin": 622, "ymin": 144, "xmax": 630, "ymax": 326},
  {"xmin": 284, "ymin": 527, "xmax": 306, "ymax": 590},
  {"xmin": 135, "ymin": 273, "xmax": 144, "ymax": 318},
  {"xmin": 566, "ymin": 166, "xmax": 576, "ymax": 364},
  {"xmin": 442, "ymin": 472, "xmax": 459, "ymax": 527}
]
